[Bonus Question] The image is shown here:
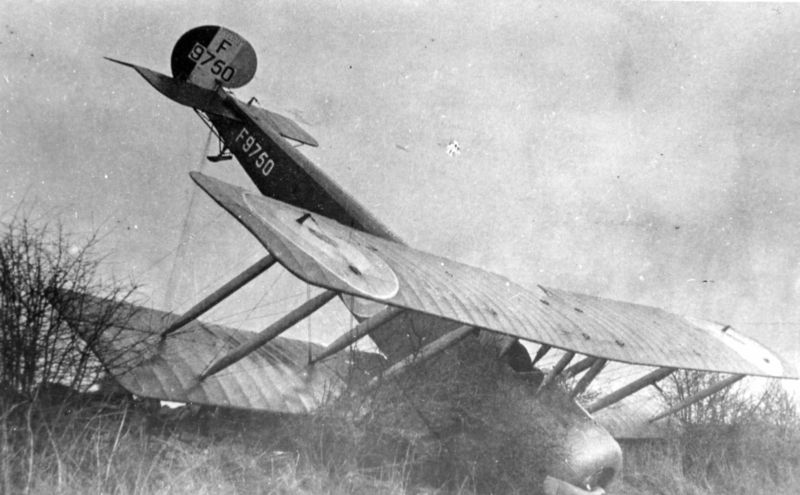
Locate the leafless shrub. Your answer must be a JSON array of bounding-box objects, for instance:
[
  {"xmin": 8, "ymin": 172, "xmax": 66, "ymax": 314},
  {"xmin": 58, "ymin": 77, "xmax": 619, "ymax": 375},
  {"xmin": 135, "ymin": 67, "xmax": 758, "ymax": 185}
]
[
  {"xmin": 652, "ymin": 371, "xmax": 800, "ymax": 494},
  {"xmin": 0, "ymin": 209, "xmax": 147, "ymax": 493},
  {"xmin": 0, "ymin": 211, "xmax": 137, "ymax": 400}
]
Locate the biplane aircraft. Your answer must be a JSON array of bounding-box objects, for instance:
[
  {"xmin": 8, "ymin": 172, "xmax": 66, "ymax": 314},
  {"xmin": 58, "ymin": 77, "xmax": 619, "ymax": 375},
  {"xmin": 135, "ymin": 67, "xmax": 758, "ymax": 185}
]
[{"xmin": 75, "ymin": 26, "xmax": 796, "ymax": 494}]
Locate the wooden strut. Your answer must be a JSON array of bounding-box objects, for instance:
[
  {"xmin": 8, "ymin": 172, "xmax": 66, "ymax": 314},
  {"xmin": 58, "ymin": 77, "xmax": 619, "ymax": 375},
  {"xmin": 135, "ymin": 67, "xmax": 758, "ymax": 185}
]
[
  {"xmin": 649, "ymin": 374, "xmax": 745, "ymax": 423},
  {"xmin": 198, "ymin": 289, "xmax": 337, "ymax": 380},
  {"xmin": 531, "ymin": 344, "xmax": 551, "ymax": 366},
  {"xmin": 161, "ymin": 254, "xmax": 277, "ymax": 338},
  {"xmin": 536, "ymin": 350, "xmax": 575, "ymax": 393},
  {"xmin": 369, "ymin": 325, "xmax": 477, "ymax": 387},
  {"xmin": 570, "ymin": 358, "xmax": 607, "ymax": 398},
  {"xmin": 564, "ymin": 356, "xmax": 597, "ymax": 379},
  {"xmin": 308, "ymin": 306, "xmax": 405, "ymax": 365},
  {"xmin": 586, "ymin": 367, "xmax": 675, "ymax": 413}
]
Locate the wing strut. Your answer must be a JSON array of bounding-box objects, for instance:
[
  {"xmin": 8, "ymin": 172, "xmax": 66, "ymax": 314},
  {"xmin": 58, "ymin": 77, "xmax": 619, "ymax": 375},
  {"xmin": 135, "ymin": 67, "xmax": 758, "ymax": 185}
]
[
  {"xmin": 649, "ymin": 374, "xmax": 745, "ymax": 423},
  {"xmin": 198, "ymin": 289, "xmax": 337, "ymax": 380},
  {"xmin": 570, "ymin": 359, "xmax": 607, "ymax": 398},
  {"xmin": 564, "ymin": 356, "xmax": 596, "ymax": 378},
  {"xmin": 537, "ymin": 351, "xmax": 575, "ymax": 393},
  {"xmin": 309, "ymin": 306, "xmax": 405, "ymax": 365},
  {"xmin": 161, "ymin": 254, "xmax": 277, "ymax": 338},
  {"xmin": 586, "ymin": 367, "xmax": 675, "ymax": 413},
  {"xmin": 531, "ymin": 344, "xmax": 551, "ymax": 365},
  {"xmin": 370, "ymin": 325, "xmax": 477, "ymax": 386}
]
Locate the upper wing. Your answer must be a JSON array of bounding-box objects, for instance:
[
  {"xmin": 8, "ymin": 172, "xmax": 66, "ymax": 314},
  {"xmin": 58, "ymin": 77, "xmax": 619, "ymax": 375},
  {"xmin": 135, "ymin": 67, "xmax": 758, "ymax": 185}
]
[{"xmin": 192, "ymin": 171, "xmax": 796, "ymax": 379}]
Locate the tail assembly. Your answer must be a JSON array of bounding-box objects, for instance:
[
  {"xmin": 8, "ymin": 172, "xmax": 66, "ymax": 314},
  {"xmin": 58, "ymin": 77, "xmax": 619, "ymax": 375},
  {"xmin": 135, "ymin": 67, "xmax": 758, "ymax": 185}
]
[
  {"xmin": 106, "ymin": 26, "xmax": 318, "ymax": 148},
  {"xmin": 105, "ymin": 24, "xmax": 257, "ymax": 118},
  {"xmin": 170, "ymin": 25, "xmax": 258, "ymax": 90},
  {"xmin": 107, "ymin": 25, "xmax": 398, "ymax": 318}
]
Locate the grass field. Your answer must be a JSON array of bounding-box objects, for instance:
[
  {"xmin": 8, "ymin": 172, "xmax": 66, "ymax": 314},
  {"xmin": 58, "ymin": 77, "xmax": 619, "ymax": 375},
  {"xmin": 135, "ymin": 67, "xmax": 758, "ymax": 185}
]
[{"xmin": 1, "ymin": 386, "xmax": 798, "ymax": 495}]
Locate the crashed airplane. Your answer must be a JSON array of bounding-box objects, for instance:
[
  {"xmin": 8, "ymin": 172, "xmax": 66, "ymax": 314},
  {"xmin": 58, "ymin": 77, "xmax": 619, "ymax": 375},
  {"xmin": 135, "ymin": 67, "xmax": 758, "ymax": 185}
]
[{"xmin": 67, "ymin": 26, "xmax": 796, "ymax": 494}]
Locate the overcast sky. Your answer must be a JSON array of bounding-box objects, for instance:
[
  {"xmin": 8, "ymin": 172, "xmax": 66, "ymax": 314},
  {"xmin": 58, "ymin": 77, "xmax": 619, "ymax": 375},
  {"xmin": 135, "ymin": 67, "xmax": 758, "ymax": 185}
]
[{"xmin": 2, "ymin": 1, "xmax": 799, "ymax": 370}]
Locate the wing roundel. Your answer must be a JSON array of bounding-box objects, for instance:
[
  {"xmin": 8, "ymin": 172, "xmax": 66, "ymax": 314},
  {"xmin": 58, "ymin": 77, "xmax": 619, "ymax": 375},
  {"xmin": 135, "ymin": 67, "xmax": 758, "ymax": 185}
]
[{"xmin": 171, "ymin": 25, "xmax": 257, "ymax": 90}]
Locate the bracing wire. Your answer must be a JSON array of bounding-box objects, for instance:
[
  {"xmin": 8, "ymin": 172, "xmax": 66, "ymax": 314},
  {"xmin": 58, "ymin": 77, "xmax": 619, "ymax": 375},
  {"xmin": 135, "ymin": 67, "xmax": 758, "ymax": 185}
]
[
  {"xmin": 162, "ymin": 130, "xmax": 214, "ymax": 311},
  {"xmin": 306, "ymin": 282, "xmax": 312, "ymax": 363}
]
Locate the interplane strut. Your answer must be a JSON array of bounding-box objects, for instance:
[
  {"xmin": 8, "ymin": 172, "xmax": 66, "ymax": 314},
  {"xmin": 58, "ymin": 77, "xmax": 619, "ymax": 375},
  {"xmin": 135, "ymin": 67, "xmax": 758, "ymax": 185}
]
[{"xmin": 161, "ymin": 254, "xmax": 277, "ymax": 338}]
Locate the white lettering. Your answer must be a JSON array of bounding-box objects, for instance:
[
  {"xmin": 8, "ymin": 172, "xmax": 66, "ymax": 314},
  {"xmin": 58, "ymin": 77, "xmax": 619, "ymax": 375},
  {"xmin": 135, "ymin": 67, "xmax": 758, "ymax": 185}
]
[
  {"xmin": 262, "ymin": 159, "xmax": 275, "ymax": 176},
  {"xmin": 234, "ymin": 127, "xmax": 276, "ymax": 178},
  {"xmin": 248, "ymin": 142, "xmax": 263, "ymax": 157}
]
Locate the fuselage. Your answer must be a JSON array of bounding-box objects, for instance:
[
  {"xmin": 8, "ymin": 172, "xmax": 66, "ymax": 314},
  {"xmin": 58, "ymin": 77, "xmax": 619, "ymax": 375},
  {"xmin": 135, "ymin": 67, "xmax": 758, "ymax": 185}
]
[{"xmin": 209, "ymin": 97, "xmax": 398, "ymax": 241}]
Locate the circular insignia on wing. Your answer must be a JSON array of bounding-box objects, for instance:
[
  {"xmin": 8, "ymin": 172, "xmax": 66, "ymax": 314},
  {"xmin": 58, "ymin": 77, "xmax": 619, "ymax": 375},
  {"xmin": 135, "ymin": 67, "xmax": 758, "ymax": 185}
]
[
  {"xmin": 243, "ymin": 193, "xmax": 400, "ymax": 300},
  {"xmin": 171, "ymin": 25, "xmax": 257, "ymax": 89}
]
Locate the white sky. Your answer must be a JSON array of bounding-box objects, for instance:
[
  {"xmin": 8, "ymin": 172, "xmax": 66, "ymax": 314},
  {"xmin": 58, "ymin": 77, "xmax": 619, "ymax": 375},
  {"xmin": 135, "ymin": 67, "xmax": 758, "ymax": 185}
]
[{"xmin": 2, "ymin": 1, "xmax": 799, "ymax": 375}]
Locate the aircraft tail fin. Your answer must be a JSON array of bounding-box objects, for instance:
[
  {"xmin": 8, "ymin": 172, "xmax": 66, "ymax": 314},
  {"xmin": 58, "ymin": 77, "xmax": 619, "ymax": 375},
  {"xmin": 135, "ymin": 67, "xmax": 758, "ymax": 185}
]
[{"xmin": 170, "ymin": 26, "xmax": 257, "ymax": 90}]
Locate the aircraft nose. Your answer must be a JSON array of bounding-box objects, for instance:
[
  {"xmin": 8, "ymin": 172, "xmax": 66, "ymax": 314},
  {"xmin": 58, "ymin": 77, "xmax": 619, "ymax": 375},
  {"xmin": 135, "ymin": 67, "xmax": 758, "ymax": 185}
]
[
  {"xmin": 493, "ymin": 346, "xmax": 623, "ymax": 493},
  {"xmin": 546, "ymin": 404, "xmax": 623, "ymax": 494}
]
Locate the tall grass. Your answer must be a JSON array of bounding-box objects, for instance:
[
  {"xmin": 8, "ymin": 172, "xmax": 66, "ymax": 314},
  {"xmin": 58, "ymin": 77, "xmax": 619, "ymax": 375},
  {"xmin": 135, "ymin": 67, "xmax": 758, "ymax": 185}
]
[
  {"xmin": 618, "ymin": 379, "xmax": 800, "ymax": 495},
  {"xmin": 0, "ymin": 340, "xmax": 562, "ymax": 495},
  {"xmin": 4, "ymin": 377, "xmax": 799, "ymax": 495},
  {"xmin": 0, "ymin": 395, "xmax": 422, "ymax": 495}
]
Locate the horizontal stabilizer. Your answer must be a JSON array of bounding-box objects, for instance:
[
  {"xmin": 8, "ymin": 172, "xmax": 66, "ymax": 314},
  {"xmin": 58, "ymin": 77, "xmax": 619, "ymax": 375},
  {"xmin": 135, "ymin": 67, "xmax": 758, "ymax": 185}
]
[
  {"xmin": 56, "ymin": 291, "xmax": 384, "ymax": 412},
  {"xmin": 245, "ymin": 105, "xmax": 319, "ymax": 147},
  {"xmin": 191, "ymin": 172, "xmax": 797, "ymax": 379},
  {"xmin": 105, "ymin": 58, "xmax": 240, "ymax": 121}
]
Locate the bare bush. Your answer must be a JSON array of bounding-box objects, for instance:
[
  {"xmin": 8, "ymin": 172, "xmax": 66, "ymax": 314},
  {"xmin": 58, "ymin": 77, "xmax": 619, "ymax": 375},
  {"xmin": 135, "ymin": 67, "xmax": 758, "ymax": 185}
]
[
  {"xmin": 0, "ymin": 209, "xmax": 148, "ymax": 494},
  {"xmin": 0, "ymin": 212, "xmax": 136, "ymax": 399},
  {"xmin": 650, "ymin": 371, "xmax": 800, "ymax": 494}
]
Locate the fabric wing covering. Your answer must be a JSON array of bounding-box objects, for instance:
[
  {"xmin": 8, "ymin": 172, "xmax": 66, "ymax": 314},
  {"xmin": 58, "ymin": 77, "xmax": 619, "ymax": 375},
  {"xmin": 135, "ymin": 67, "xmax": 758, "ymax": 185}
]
[
  {"xmin": 57, "ymin": 291, "xmax": 383, "ymax": 412},
  {"xmin": 192, "ymin": 172, "xmax": 796, "ymax": 379}
]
